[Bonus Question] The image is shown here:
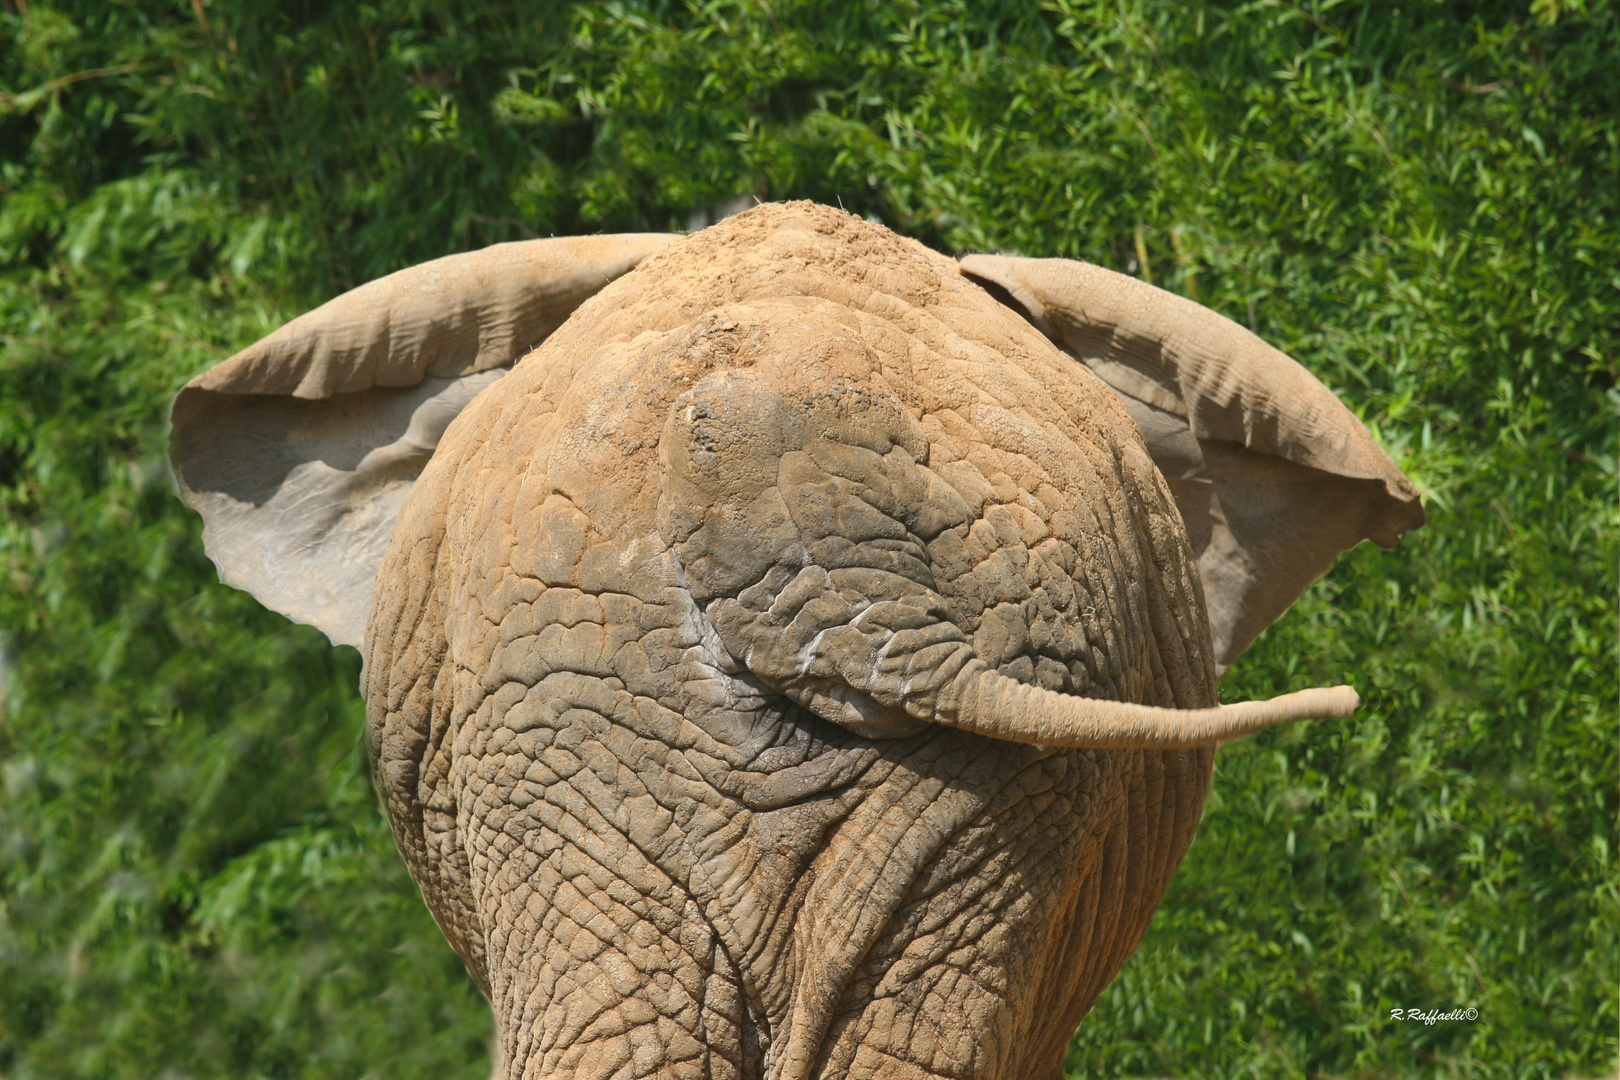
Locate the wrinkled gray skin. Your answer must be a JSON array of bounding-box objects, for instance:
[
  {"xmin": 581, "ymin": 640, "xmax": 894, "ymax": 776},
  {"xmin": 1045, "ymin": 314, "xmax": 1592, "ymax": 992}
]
[{"xmin": 171, "ymin": 203, "xmax": 1422, "ymax": 1080}]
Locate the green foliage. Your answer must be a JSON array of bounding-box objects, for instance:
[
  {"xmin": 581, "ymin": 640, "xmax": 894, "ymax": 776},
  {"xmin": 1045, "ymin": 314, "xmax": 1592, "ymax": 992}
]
[{"xmin": 0, "ymin": 1, "xmax": 1613, "ymax": 1077}]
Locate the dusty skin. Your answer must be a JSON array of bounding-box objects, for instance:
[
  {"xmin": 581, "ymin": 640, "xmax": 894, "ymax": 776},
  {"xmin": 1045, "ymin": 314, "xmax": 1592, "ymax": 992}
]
[{"xmin": 171, "ymin": 203, "xmax": 1422, "ymax": 1080}]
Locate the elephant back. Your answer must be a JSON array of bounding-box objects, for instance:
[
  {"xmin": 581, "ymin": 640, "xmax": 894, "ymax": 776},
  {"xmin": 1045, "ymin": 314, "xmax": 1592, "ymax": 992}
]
[{"xmin": 361, "ymin": 204, "xmax": 1220, "ymax": 1078}]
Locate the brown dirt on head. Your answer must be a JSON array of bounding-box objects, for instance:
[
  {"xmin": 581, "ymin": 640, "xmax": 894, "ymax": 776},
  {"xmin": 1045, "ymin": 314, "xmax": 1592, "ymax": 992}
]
[
  {"xmin": 626, "ymin": 199, "xmax": 954, "ymax": 315},
  {"xmin": 500, "ymin": 200, "xmax": 1149, "ymax": 481},
  {"xmin": 526, "ymin": 199, "xmax": 973, "ymax": 392}
]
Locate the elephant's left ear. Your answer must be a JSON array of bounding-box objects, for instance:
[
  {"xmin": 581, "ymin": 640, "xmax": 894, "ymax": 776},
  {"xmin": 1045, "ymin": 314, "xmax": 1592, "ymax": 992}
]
[
  {"xmin": 959, "ymin": 254, "xmax": 1425, "ymax": 668},
  {"xmin": 170, "ymin": 233, "xmax": 675, "ymax": 647}
]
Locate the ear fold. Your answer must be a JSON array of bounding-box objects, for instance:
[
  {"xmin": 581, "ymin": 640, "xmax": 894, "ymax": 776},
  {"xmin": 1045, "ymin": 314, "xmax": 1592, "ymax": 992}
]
[
  {"xmin": 959, "ymin": 254, "xmax": 1424, "ymax": 668},
  {"xmin": 170, "ymin": 233, "xmax": 675, "ymax": 647}
]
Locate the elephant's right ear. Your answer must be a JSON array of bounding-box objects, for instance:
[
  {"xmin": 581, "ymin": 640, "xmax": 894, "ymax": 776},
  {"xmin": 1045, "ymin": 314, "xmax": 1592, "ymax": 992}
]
[
  {"xmin": 170, "ymin": 234, "xmax": 674, "ymax": 648},
  {"xmin": 959, "ymin": 254, "xmax": 1425, "ymax": 669}
]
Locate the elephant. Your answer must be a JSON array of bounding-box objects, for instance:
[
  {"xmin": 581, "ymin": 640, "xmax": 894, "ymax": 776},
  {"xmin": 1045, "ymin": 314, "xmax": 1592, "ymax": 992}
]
[{"xmin": 169, "ymin": 202, "xmax": 1423, "ymax": 1080}]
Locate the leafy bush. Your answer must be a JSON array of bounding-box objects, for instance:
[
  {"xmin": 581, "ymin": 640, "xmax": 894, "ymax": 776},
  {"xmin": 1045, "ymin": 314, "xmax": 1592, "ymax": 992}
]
[{"xmin": 0, "ymin": 2, "xmax": 1613, "ymax": 1077}]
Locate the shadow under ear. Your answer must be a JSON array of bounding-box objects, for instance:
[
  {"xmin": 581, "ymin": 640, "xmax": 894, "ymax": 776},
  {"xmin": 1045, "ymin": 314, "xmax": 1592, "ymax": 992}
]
[
  {"xmin": 171, "ymin": 369, "xmax": 507, "ymax": 648},
  {"xmin": 1164, "ymin": 425, "xmax": 1396, "ymax": 667},
  {"xmin": 169, "ymin": 233, "xmax": 677, "ymax": 647},
  {"xmin": 960, "ymin": 253, "xmax": 1425, "ymax": 668}
]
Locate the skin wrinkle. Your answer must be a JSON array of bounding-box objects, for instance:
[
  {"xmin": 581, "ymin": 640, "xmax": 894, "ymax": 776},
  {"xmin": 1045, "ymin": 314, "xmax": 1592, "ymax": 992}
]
[
  {"xmin": 862, "ymin": 849, "xmax": 1052, "ymax": 1023},
  {"xmin": 492, "ymin": 751, "xmax": 716, "ymax": 1075},
  {"xmin": 364, "ymin": 204, "xmax": 1221, "ymax": 1079},
  {"xmin": 900, "ymin": 760, "xmax": 1076, "ymax": 921},
  {"xmin": 821, "ymin": 751, "xmax": 1125, "ymax": 1080},
  {"xmin": 473, "ymin": 566, "xmax": 861, "ymax": 1075}
]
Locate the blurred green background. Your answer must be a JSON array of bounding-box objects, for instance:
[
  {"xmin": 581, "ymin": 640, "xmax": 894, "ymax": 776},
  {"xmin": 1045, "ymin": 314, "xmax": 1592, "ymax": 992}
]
[{"xmin": 0, "ymin": 1, "xmax": 1614, "ymax": 1077}]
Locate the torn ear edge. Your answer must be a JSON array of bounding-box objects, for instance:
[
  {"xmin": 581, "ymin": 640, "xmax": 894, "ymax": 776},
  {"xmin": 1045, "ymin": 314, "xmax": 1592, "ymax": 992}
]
[
  {"xmin": 169, "ymin": 233, "xmax": 676, "ymax": 648},
  {"xmin": 959, "ymin": 253, "xmax": 1425, "ymax": 668}
]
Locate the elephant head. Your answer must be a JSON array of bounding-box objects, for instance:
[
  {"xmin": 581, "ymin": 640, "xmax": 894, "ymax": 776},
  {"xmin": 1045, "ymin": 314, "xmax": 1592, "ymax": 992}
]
[{"xmin": 170, "ymin": 203, "xmax": 1421, "ymax": 1080}]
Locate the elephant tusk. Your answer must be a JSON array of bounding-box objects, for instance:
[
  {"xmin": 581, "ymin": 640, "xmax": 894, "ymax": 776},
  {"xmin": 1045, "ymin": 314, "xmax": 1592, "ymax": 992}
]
[{"xmin": 937, "ymin": 662, "xmax": 1358, "ymax": 749}]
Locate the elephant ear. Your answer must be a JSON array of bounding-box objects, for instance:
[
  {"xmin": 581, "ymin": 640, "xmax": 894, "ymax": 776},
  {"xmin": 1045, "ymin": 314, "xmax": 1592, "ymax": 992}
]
[
  {"xmin": 170, "ymin": 233, "xmax": 675, "ymax": 647},
  {"xmin": 959, "ymin": 254, "xmax": 1424, "ymax": 668}
]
